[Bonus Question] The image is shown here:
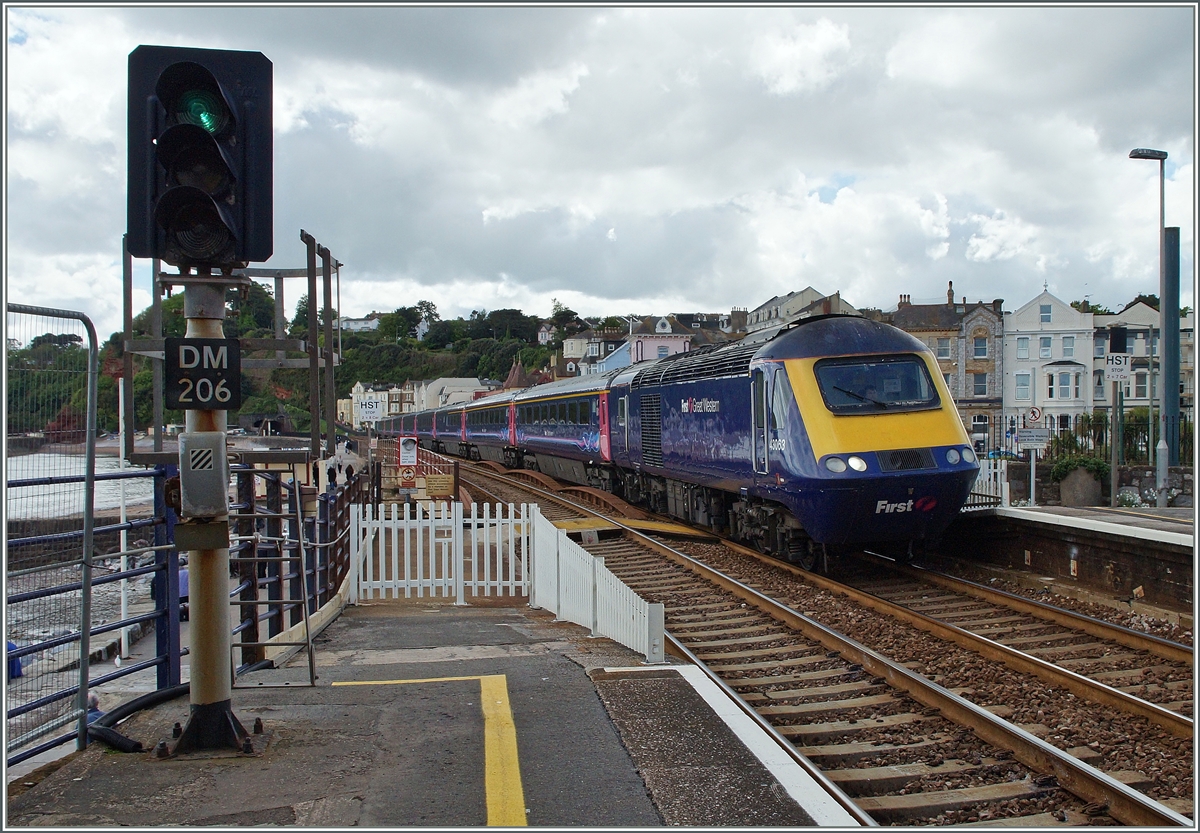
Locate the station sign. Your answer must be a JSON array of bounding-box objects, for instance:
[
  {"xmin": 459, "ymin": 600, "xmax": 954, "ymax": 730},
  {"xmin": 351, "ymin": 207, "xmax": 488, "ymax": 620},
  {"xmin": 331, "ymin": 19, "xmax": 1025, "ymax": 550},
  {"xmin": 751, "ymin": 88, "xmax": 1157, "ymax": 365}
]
[
  {"xmin": 1104, "ymin": 353, "xmax": 1131, "ymax": 382},
  {"xmin": 165, "ymin": 338, "xmax": 241, "ymax": 410}
]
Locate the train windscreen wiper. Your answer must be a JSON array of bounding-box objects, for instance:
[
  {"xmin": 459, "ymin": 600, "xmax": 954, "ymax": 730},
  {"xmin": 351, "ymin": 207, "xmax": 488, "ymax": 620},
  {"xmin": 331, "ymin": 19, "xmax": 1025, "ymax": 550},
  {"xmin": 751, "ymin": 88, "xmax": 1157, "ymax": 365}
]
[{"xmin": 833, "ymin": 386, "xmax": 888, "ymax": 408}]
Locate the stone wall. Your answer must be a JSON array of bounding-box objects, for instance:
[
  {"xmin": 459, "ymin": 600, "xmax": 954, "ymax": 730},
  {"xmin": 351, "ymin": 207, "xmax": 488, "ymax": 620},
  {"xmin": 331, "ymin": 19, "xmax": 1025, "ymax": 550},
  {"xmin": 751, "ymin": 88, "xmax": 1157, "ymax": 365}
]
[{"xmin": 1005, "ymin": 462, "xmax": 1193, "ymax": 508}]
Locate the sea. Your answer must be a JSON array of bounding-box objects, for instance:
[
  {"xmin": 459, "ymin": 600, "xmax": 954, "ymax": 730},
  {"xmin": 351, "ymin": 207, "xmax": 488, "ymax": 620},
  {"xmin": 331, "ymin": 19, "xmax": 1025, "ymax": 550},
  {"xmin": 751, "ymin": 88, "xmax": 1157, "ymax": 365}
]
[{"xmin": 6, "ymin": 451, "xmax": 156, "ymax": 520}]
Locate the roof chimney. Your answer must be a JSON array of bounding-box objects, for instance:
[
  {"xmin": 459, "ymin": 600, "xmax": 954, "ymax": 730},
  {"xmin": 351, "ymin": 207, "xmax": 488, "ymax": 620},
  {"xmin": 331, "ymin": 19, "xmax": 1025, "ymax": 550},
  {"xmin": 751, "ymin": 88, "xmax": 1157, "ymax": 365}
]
[{"xmin": 947, "ymin": 281, "xmax": 954, "ymax": 305}]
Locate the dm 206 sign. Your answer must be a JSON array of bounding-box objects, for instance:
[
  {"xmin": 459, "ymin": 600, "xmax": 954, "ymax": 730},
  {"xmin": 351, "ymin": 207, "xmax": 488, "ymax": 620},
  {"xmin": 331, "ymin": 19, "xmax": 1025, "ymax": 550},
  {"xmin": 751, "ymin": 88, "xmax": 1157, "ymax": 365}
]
[{"xmin": 165, "ymin": 338, "xmax": 241, "ymax": 410}]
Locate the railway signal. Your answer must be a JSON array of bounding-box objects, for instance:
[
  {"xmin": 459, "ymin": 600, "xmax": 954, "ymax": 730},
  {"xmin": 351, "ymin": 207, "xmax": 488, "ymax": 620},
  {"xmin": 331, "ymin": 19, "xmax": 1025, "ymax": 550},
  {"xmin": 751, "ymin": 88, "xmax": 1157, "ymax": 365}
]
[{"xmin": 127, "ymin": 45, "xmax": 272, "ymax": 269}]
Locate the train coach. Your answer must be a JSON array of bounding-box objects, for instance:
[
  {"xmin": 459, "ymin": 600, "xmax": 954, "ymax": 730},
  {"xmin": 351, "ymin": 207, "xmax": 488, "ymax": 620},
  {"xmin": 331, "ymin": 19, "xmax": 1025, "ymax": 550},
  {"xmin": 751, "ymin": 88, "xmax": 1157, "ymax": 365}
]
[{"xmin": 379, "ymin": 314, "xmax": 979, "ymax": 569}]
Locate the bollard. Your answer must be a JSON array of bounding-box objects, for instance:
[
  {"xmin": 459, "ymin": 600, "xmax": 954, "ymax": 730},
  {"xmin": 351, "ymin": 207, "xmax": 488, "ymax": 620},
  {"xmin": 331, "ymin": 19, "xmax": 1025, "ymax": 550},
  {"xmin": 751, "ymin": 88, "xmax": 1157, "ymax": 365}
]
[{"xmin": 1156, "ymin": 439, "xmax": 1169, "ymax": 508}]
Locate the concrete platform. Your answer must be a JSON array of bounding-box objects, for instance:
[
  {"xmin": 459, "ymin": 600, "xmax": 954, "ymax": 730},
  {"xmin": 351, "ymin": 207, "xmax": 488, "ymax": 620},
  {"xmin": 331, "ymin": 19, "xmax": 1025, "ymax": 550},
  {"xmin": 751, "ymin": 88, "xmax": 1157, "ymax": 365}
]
[{"xmin": 6, "ymin": 598, "xmax": 858, "ymax": 828}]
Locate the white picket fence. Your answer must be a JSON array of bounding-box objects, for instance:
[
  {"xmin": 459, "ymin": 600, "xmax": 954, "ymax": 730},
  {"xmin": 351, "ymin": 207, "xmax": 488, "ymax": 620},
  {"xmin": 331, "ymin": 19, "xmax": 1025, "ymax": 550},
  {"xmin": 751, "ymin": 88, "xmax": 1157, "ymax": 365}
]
[
  {"xmin": 530, "ymin": 510, "xmax": 665, "ymax": 664},
  {"xmin": 350, "ymin": 502, "xmax": 664, "ymax": 663},
  {"xmin": 961, "ymin": 458, "xmax": 1009, "ymax": 511}
]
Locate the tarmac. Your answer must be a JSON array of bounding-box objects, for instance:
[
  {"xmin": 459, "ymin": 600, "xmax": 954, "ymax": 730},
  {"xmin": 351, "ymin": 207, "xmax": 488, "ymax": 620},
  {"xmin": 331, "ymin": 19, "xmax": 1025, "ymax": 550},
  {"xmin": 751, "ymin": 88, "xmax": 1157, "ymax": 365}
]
[{"xmin": 5, "ymin": 596, "xmax": 858, "ymax": 828}]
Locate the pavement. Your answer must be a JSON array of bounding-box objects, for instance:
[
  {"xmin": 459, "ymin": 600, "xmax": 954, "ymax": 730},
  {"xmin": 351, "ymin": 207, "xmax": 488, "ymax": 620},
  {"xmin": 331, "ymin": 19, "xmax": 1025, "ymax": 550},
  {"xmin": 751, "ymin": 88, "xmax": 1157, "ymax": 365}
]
[{"xmin": 6, "ymin": 597, "xmax": 849, "ymax": 828}]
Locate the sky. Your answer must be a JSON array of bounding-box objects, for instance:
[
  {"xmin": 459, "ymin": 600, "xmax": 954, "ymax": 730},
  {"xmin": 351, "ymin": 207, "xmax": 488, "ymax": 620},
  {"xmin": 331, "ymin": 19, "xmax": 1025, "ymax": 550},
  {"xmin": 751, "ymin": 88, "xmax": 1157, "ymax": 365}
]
[{"xmin": 5, "ymin": 4, "xmax": 1196, "ymax": 342}]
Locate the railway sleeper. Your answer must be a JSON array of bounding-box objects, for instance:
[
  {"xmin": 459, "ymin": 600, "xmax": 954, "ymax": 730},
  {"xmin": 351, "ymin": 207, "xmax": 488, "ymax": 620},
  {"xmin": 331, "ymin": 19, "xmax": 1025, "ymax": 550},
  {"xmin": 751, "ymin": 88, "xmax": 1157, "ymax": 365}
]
[
  {"xmin": 796, "ymin": 737, "xmax": 952, "ymax": 768},
  {"xmin": 854, "ymin": 779, "xmax": 1060, "ymax": 824},
  {"xmin": 774, "ymin": 713, "xmax": 939, "ymax": 743},
  {"xmin": 824, "ymin": 758, "xmax": 979, "ymax": 795}
]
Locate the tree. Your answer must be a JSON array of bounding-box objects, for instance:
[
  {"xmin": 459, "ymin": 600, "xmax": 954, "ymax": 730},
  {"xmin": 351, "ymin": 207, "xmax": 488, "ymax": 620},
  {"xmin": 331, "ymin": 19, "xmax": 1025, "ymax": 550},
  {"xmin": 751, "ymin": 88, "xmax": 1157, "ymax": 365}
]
[
  {"xmin": 1070, "ymin": 299, "xmax": 1113, "ymax": 315},
  {"xmin": 378, "ymin": 307, "xmax": 422, "ymax": 341},
  {"xmin": 1123, "ymin": 294, "xmax": 1159, "ymax": 312},
  {"xmin": 416, "ymin": 300, "xmax": 439, "ymax": 324}
]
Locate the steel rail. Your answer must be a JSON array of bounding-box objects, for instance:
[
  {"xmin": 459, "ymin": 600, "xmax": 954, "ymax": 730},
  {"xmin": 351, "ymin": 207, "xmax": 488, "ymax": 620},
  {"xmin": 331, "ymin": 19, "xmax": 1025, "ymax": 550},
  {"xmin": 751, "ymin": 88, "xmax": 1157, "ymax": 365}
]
[
  {"xmin": 664, "ymin": 633, "xmax": 877, "ymax": 827},
  {"xmin": 732, "ymin": 544, "xmax": 1193, "ymax": 738},
  {"xmin": 457, "ymin": 464, "xmax": 1190, "ymax": 826},
  {"xmin": 625, "ymin": 532, "xmax": 1191, "ymax": 828},
  {"xmin": 867, "ymin": 553, "xmax": 1194, "ymax": 665}
]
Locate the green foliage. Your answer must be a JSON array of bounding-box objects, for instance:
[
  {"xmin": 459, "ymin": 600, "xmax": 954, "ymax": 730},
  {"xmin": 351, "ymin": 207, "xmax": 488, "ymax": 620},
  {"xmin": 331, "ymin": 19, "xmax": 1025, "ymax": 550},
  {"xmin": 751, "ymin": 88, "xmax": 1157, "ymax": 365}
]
[{"xmin": 1050, "ymin": 455, "xmax": 1110, "ymax": 483}]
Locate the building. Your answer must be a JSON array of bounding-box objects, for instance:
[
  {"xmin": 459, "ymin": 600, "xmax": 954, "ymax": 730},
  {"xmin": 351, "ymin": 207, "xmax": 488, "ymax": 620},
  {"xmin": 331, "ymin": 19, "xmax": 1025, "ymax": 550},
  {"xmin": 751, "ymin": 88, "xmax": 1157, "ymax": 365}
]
[
  {"xmin": 1001, "ymin": 290, "xmax": 1094, "ymax": 436},
  {"xmin": 412, "ymin": 377, "xmax": 495, "ymax": 410},
  {"xmin": 338, "ymin": 314, "xmax": 381, "ymax": 332},
  {"xmin": 891, "ymin": 282, "xmax": 1005, "ymax": 451},
  {"xmin": 745, "ymin": 288, "xmax": 857, "ymax": 333}
]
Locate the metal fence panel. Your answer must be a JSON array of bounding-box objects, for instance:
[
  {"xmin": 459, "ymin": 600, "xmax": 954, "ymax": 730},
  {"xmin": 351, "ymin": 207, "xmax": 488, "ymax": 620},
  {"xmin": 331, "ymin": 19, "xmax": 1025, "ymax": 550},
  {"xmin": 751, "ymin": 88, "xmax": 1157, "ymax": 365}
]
[{"xmin": 6, "ymin": 304, "xmax": 98, "ymax": 761}]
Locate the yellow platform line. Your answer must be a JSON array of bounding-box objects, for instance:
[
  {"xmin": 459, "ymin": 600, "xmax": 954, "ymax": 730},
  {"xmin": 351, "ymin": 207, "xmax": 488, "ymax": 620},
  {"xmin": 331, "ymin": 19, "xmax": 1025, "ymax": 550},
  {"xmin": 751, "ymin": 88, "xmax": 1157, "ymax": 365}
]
[{"xmin": 334, "ymin": 674, "xmax": 527, "ymax": 826}]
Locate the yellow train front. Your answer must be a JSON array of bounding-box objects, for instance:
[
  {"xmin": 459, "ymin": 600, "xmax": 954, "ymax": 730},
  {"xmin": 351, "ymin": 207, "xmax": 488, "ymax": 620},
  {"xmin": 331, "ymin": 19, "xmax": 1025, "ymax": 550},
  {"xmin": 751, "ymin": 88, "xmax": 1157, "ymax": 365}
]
[{"xmin": 626, "ymin": 314, "xmax": 979, "ymax": 564}]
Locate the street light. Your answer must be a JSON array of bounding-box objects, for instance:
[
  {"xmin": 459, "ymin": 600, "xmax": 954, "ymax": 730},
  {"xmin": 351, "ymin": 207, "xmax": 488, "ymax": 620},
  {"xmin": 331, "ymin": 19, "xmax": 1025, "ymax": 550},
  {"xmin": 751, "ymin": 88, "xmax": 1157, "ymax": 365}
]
[{"xmin": 1129, "ymin": 147, "xmax": 1168, "ymax": 505}]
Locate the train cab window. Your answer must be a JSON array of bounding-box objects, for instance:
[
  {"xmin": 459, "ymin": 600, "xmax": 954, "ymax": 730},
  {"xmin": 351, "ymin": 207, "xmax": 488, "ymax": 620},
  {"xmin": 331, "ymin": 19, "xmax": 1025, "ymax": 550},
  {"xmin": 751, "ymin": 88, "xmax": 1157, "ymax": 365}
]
[
  {"xmin": 815, "ymin": 357, "xmax": 939, "ymax": 413},
  {"xmin": 616, "ymin": 397, "xmax": 627, "ymax": 428},
  {"xmin": 770, "ymin": 368, "xmax": 792, "ymax": 432}
]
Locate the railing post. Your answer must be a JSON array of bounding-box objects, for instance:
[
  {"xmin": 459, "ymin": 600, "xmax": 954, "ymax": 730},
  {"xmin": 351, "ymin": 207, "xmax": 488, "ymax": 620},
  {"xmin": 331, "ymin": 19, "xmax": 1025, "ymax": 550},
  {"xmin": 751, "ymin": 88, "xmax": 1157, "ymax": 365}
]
[
  {"xmin": 235, "ymin": 470, "xmax": 263, "ymax": 666},
  {"xmin": 646, "ymin": 603, "xmax": 665, "ymax": 664},
  {"xmin": 453, "ymin": 502, "xmax": 466, "ymax": 605},
  {"xmin": 350, "ymin": 503, "xmax": 361, "ymax": 605}
]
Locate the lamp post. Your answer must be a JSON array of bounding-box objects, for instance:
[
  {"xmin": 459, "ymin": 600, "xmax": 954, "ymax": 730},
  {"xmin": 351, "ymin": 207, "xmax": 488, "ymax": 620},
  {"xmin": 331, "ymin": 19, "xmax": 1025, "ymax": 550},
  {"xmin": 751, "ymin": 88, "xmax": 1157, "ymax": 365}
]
[{"xmin": 1129, "ymin": 147, "xmax": 1168, "ymax": 505}]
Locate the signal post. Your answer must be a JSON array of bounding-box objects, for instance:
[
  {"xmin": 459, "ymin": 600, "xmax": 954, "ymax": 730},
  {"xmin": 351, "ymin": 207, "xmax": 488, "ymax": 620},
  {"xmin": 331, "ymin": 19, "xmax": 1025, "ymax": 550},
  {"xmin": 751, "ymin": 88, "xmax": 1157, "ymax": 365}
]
[{"xmin": 127, "ymin": 45, "xmax": 272, "ymax": 753}]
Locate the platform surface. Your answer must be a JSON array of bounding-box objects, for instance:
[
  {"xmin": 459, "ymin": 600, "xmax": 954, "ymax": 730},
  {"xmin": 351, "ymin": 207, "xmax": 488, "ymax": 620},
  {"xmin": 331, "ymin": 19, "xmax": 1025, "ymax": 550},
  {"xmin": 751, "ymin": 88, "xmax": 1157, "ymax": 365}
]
[{"xmin": 6, "ymin": 598, "xmax": 855, "ymax": 828}]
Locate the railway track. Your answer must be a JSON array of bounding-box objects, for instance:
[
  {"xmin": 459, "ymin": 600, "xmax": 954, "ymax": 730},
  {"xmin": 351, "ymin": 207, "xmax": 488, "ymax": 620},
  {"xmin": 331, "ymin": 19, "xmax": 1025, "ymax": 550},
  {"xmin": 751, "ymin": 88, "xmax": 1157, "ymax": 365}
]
[{"xmin": 456, "ymin": 462, "xmax": 1193, "ymax": 826}]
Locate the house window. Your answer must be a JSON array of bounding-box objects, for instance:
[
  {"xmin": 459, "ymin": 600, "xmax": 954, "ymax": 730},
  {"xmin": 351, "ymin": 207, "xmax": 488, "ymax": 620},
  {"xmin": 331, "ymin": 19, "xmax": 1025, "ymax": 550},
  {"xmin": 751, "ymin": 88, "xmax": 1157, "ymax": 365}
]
[
  {"xmin": 1094, "ymin": 335, "xmax": 1106, "ymax": 357},
  {"xmin": 936, "ymin": 338, "xmax": 951, "ymax": 359},
  {"xmin": 1062, "ymin": 336, "xmax": 1074, "ymax": 358},
  {"xmin": 1046, "ymin": 374, "xmax": 1055, "ymax": 399},
  {"xmin": 588, "ymin": 343, "xmax": 598, "ymax": 357},
  {"xmin": 1058, "ymin": 372, "xmax": 1071, "ymax": 400},
  {"xmin": 943, "ymin": 373, "xmax": 952, "ymax": 390},
  {"xmin": 1094, "ymin": 370, "xmax": 1106, "ymax": 399},
  {"xmin": 971, "ymin": 414, "xmax": 989, "ymax": 434},
  {"xmin": 1059, "ymin": 414, "xmax": 1071, "ymax": 430},
  {"xmin": 657, "ymin": 346, "xmax": 669, "ymax": 358},
  {"xmin": 1016, "ymin": 337, "xmax": 1029, "ymax": 359},
  {"xmin": 1074, "ymin": 372, "xmax": 1082, "ymax": 399},
  {"xmin": 1040, "ymin": 337, "xmax": 1052, "ymax": 358},
  {"xmin": 1040, "ymin": 304, "xmax": 1052, "ymax": 323},
  {"xmin": 1016, "ymin": 373, "xmax": 1030, "ymax": 400},
  {"xmin": 973, "ymin": 373, "xmax": 987, "ymax": 396},
  {"xmin": 1135, "ymin": 372, "xmax": 1147, "ymax": 399},
  {"xmin": 974, "ymin": 337, "xmax": 988, "ymax": 359}
]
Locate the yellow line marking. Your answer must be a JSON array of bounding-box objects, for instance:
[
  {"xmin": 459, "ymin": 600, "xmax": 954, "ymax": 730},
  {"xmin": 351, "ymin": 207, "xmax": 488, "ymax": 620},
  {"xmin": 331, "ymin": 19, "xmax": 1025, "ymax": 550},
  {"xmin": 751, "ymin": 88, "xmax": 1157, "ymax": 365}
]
[{"xmin": 333, "ymin": 674, "xmax": 527, "ymax": 826}]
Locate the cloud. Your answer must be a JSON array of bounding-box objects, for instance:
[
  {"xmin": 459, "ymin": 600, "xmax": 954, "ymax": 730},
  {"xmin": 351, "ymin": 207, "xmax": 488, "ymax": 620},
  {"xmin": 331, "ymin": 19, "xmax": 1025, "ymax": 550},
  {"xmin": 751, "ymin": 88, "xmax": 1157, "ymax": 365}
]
[
  {"xmin": 751, "ymin": 18, "xmax": 852, "ymax": 95},
  {"xmin": 3, "ymin": 5, "xmax": 1194, "ymax": 340},
  {"xmin": 964, "ymin": 210, "xmax": 1038, "ymax": 263}
]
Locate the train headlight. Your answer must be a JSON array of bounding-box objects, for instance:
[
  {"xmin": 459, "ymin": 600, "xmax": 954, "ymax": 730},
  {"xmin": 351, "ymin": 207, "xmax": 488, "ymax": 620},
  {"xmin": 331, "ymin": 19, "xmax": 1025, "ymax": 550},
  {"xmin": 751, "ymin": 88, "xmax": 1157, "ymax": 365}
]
[
  {"xmin": 825, "ymin": 457, "xmax": 847, "ymax": 473},
  {"xmin": 946, "ymin": 448, "xmax": 961, "ymax": 464},
  {"xmin": 962, "ymin": 447, "xmax": 976, "ymax": 463},
  {"xmin": 847, "ymin": 456, "xmax": 867, "ymax": 472}
]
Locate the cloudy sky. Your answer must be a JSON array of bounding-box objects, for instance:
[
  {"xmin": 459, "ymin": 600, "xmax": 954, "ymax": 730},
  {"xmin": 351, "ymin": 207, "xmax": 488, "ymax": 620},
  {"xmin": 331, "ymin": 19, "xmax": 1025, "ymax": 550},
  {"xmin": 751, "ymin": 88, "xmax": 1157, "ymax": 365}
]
[{"xmin": 6, "ymin": 5, "xmax": 1195, "ymax": 341}]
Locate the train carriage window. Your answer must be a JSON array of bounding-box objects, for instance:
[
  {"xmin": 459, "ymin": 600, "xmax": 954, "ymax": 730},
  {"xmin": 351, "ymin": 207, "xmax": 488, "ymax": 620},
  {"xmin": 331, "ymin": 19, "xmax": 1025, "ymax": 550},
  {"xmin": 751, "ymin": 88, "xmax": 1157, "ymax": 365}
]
[
  {"xmin": 580, "ymin": 400, "xmax": 591, "ymax": 425},
  {"xmin": 569, "ymin": 401, "xmax": 579, "ymax": 425},
  {"xmin": 814, "ymin": 356, "xmax": 939, "ymax": 413}
]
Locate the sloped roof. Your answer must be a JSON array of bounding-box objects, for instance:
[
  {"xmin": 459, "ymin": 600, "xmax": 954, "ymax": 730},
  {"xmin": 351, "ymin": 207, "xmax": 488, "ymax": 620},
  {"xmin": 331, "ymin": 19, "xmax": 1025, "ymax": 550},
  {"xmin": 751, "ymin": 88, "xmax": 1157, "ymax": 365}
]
[{"xmin": 891, "ymin": 303, "xmax": 964, "ymax": 330}]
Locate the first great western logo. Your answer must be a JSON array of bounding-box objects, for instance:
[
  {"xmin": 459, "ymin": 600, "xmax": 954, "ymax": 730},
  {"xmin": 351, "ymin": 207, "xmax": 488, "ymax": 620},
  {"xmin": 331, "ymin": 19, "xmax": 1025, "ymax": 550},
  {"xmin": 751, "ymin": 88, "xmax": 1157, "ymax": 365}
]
[{"xmin": 681, "ymin": 397, "xmax": 720, "ymax": 413}]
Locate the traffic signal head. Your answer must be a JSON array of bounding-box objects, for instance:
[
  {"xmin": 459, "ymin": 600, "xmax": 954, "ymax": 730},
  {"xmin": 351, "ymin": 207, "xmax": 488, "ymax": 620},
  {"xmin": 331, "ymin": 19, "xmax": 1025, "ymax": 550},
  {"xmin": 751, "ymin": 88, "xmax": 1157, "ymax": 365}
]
[{"xmin": 128, "ymin": 45, "xmax": 272, "ymax": 268}]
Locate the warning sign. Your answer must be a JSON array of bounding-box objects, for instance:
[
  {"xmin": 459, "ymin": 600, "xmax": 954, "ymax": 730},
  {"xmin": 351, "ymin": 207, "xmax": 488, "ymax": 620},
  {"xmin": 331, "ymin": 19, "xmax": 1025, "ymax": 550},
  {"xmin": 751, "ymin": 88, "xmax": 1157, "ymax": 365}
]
[
  {"xmin": 424, "ymin": 474, "xmax": 455, "ymax": 498},
  {"xmin": 400, "ymin": 466, "xmax": 417, "ymax": 488}
]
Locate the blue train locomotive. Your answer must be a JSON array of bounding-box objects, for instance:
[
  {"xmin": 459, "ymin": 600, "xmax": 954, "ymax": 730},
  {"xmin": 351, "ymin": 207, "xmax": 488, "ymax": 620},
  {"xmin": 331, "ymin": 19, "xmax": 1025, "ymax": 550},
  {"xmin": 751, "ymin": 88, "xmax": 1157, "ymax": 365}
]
[{"xmin": 378, "ymin": 315, "xmax": 979, "ymax": 568}]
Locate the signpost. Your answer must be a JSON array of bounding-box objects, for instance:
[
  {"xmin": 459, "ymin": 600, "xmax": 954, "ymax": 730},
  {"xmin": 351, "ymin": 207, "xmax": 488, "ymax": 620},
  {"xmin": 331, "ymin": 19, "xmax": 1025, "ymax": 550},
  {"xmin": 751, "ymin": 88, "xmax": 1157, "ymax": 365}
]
[
  {"xmin": 1016, "ymin": 428, "xmax": 1050, "ymax": 507},
  {"xmin": 165, "ymin": 338, "xmax": 241, "ymax": 411},
  {"xmin": 358, "ymin": 398, "xmax": 382, "ymax": 424},
  {"xmin": 1099, "ymin": 352, "xmax": 1128, "ymax": 508}
]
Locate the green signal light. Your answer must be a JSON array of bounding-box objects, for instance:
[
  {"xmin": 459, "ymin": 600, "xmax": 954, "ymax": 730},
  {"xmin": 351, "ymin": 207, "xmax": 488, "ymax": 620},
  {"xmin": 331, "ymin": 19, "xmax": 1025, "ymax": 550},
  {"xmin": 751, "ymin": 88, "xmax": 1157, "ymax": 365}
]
[{"xmin": 176, "ymin": 89, "xmax": 229, "ymax": 135}]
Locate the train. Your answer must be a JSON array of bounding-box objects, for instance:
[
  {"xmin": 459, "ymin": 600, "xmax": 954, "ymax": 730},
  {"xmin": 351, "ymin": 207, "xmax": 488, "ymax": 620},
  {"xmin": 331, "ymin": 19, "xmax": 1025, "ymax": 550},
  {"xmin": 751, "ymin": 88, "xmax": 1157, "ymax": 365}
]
[{"xmin": 376, "ymin": 314, "xmax": 980, "ymax": 569}]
